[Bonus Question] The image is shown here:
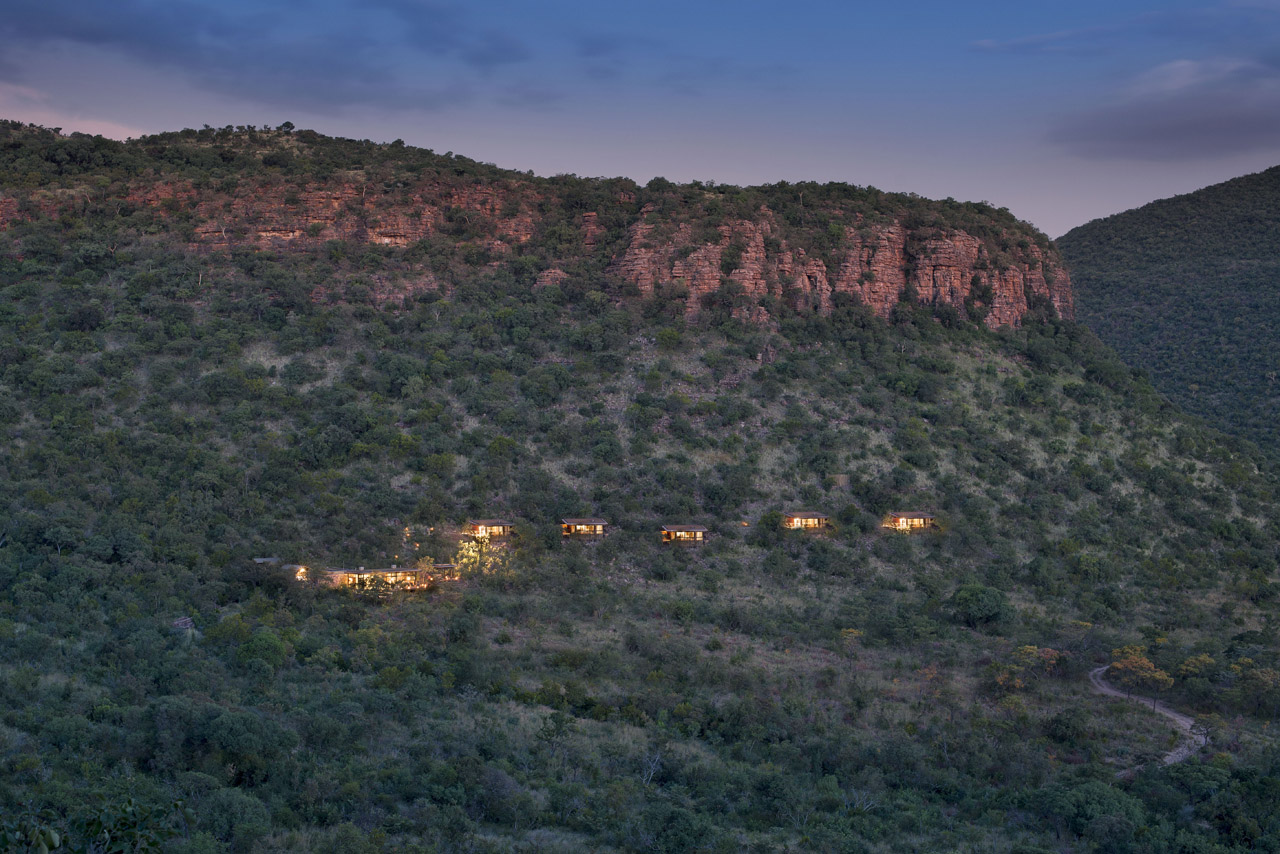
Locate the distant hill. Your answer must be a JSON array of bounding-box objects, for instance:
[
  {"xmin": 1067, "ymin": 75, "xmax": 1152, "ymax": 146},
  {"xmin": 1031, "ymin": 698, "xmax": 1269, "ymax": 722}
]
[
  {"xmin": 1059, "ymin": 166, "xmax": 1280, "ymax": 453},
  {"xmin": 3, "ymin": 121, "xmax": 1280, "ymax": 853}
]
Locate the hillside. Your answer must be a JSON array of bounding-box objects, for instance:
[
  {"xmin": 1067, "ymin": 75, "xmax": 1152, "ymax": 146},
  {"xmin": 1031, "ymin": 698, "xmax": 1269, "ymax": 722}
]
[
  {"xmin": 0, "ymin": 121, "xmax": 1071, "ymax": 330},
  {"xmin": 1058, "ymin": 165, "xmax": 1280, "ymax": 454},
  {"xmin": 2, "ymin": 122, "xmax": 1280, "ymax": 853}
]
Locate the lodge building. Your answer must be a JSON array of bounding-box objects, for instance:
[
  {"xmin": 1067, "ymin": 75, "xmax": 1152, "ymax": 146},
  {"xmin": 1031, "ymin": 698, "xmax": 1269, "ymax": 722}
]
[
  {"xmin": 883, "ymin": 512, "xmax": 937, "ymax": 532},
  {"xmin": 296, "ymin": 564, "xmax": 459, "ymax": 589},
  {"xmin": 662, "ymin": 524, "xmax": 708, "ymax": 544},
  {"xmin": 562, "ymin": 518, "xmax": 608, "ymax": 538},
  {"xmin": 783, "ymin": 512, "xmax": 829, "ymax": 530},
  {"xmin": 467, "ymin": 519, "xmax": 514, "ymax": 538}
]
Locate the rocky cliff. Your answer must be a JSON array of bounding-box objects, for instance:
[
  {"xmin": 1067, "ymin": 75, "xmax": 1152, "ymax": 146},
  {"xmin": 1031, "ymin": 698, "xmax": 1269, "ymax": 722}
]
[
  {"xmin": 108, "ymin": 179, "xmax": 1071, "ymax": 328},
  {"xmin": 612, "ymin": 208, "xmax": 1071, "ymax": 328},
  {"xmin": 118, "ymin": 179, "xmax": 540, "ymax": 254},
  {"xmin": 0, "ymin": 124, "xmax": 1072, "ymax": 329}
]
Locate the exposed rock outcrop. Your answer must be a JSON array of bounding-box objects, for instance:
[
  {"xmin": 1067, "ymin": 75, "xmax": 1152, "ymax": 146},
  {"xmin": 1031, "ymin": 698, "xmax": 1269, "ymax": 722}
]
[
  {"xmin": 116, "ymin": 180, "xmax": 539, "ymax": 253},
  {"xmin": 610, "ymin": 208, "xmax": 1072, "ymax": 328},
  {"xmin": 3, "ymin": 173, "xmax": 1071, "ymax": 328}
]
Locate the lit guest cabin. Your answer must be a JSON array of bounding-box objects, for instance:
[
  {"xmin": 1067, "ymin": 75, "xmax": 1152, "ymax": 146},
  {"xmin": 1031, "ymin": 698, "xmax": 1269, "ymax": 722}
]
[
  {"xmin": 562, "ymin": 518, "xmax": 608, "ymax": 538},
  {"xmin": 662, "ymin": 524, "xmax": 708, "ymax": 544},
  {"xmin": 295, "ymin": 564, "xmax": 459, "ymax": 589},
  {"xmin": 468, "ymin": 519, "xmax": 514, "ymax": 538},
  {"xmin": 783, "ymin": 512, "xmax": 829, "ymax": 530},
  {"xmin": 883, "ymin": 512, "xmax": 937, "ymax": 532}
]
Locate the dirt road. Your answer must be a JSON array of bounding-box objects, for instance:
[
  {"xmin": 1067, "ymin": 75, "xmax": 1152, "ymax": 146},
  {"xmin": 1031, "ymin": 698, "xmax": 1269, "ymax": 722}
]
[{"xmin": 1088, "ymin": 666, "xmax": 1202, "ymax": 766}]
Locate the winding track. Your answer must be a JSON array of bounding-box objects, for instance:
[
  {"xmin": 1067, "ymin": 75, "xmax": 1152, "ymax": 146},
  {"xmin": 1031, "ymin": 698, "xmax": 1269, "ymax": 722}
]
[{"xmin": 1088, "ymin": 666, "xmax": 1202, "ymax": 766}]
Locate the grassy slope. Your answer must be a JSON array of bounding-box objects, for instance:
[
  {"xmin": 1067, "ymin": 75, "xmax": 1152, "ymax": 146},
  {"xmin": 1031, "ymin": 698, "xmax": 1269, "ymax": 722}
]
[
  {"xmin": 1058, "ymin": 165, "xmax": 1280, "ymax": 455},
  {"xmin": 1, "ymin": 123, "xmax": 1279, "ymax": 853}
]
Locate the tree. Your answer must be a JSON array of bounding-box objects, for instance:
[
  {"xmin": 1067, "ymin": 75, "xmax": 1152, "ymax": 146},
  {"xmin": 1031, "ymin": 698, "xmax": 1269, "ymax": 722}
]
[
  {"xmin": 1109, "ymin": 646, "xmax": 1173, "ymax": 702},
  {"xmin": 1238, "ymin": 666, "xmax": 1280, "ymax": 717},
  {"xmin": 1178, "ymin": 653, "xmax": 1216, "ymax": 678},
  {"xmin": 949, "ymin": 583, "xmax": 1011, "ymax": 628},
  {"xmin": 1191, "ymin": 713, "xmax": 1225, "ymax": 747},
  {"xmin": 1013, "ymin": 645, "xmax": 1068, "ymax": 680},
  {"xmin": 453, "ymin": 534, "xmax": 509, "ymax": 578}
]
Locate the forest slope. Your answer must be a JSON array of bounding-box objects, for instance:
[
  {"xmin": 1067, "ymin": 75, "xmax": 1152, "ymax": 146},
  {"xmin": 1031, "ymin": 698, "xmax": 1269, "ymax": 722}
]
[
  {"xmin": 1, "ymin": 123, "xmax": 1279, "ymax": 853},
  {"xmin": 1059, "ymin": 165, "xmax": 1280, "ymax": 455}
]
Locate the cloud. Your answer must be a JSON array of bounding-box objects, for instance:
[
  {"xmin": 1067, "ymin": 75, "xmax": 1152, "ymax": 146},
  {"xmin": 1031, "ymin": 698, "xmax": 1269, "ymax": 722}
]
[
  {"xmin": 575, "ymin": 34, "xmax": 630, "ymax": 61},
  {"xmin": 651, "ymin": 53, "xmax": 795, "ymax": 99},
  {"xmin": 458, "ymin": 30, "xmax": 531, "ymax": 72},
  {"xmin": 0, "ymin": 0, "xmax": 533, "ymax": 112},
  {"xmin": 494, "ymin": 82, "xmax": 564, "ymax": 109},
  {"xmin": 1125, "ymin": 57, "xmax": 1258, "ymax": 96},
  {"xmin": 1051, "ymin": 58, "xmax": 1280, "ymax": 159},
  {"xmin": 368, "ymin": 0, "xmax": 532, "ymax": 71},
  {"xmin": 568, "ymin": 32, "xmax": 669, "ymax": 83},
  {"xmin": 972, "ymin": 26, "xmax": 1114, "ymax": 55},
  {"xmin": 973, "ymin": 3, "xmax": 1280, "ymax": 57}
]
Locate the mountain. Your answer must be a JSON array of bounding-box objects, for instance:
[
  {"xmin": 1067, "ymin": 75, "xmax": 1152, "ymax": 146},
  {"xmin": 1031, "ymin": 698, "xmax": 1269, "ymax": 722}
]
[
  {"xmin": 0, "ymin": 121, "xmax": 1071, "ymax": 330},
  {"xmin": 1058, "ymin": 166, "xmax": 1280, "ymax": 455},
  {"xmin": 3, "ymin": 121, "xmax": 1280, "ymax": 853}
]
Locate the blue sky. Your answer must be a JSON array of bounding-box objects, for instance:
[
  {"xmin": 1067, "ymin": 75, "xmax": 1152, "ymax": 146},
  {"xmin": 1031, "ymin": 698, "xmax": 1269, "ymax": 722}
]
[{"xmin": 3, "ymin": 0, "xmax": 1280, "ymax": 236}]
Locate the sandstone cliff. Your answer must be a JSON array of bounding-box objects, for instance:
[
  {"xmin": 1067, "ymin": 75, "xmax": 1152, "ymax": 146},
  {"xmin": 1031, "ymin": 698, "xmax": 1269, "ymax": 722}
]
[
  {"xmin": 119, "ymin": 179, "xmax": 539, "ymax": 253},
  {"xmin": 0, "ymin": 128, "xmax": 1072, "ymax": 329},
  {"xmin": 610, "ymin": 208, "xmax": 1071, "ymax": 329}
]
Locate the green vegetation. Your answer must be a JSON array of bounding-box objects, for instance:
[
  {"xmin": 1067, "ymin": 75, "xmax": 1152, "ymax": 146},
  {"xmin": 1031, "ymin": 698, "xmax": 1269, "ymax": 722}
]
[
  {"xmin": 2, "ymin": 122, "xmax": 1280, "ymax": 852},
  {"xmin": 1059, "ymin": 164, "xmax": 1280, "ymax": 456}
]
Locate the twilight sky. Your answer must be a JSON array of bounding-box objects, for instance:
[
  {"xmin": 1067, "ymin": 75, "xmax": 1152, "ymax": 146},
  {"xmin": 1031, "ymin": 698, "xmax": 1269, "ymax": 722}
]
[{"xmin": 3, "ymin": 0, "xmax": 1280, "ymax": 236}]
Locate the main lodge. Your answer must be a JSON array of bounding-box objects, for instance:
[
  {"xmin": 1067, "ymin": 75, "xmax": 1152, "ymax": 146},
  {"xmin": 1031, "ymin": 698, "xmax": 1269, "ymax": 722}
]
[{"xmin": 296, "ymin": 564, "xmax": 459, "ymax": 589}]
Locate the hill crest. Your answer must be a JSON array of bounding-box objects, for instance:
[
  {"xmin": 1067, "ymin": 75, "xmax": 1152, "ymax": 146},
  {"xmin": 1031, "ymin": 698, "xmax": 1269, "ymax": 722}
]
[{"xmin": 0, "ymin": 120, "xmax": 1071, "ymax": 329}]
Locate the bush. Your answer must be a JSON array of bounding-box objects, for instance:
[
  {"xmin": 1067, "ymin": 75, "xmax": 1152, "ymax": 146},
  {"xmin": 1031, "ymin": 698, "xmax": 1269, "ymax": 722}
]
[
  {"xmin": 949, "ymin": 583, "xmax": 1012, "ymax": 629},
  {"xmin": 197, "ymin": 788, "xmax": 270, "ymax": 852}
]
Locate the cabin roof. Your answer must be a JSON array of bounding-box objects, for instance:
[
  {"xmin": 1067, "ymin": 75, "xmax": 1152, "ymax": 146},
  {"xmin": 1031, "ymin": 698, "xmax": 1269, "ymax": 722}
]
[
  {"xmin": 468, "ymin": 518, "xmax": 513, "ymax": 526},
  {"xmin": 888, "ymin": 511, "xmax": 935, "ymax": 518},
  {"xmin": 562, "ymin": 517, "xmax": 607, "ymax": 525},
  {"xmin": 785, "ymin": 511, "xmax": 828, "ymax": 519},
  {"xmin": 662, "ymin": 524, "xmax": 708, "ymax": 532}
]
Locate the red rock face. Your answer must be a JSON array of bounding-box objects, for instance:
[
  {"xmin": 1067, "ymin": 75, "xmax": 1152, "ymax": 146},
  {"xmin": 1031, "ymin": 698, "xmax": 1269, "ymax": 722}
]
[
  {"xmin": 114, "ymin": 179, "xmax": 539, "ymax": 252},
  {"xmin": 1, "ymin": 176, "xmax": 1071, "ymax": 327},
  {"xmin": 535, "ymin": 268, "xmax": 568, "ymax": 289},
  {"xmin": 609, "ymin": 209, "xmax": 1072, "ymax": 328},
  {"xmin": 581, "ymin": 212, "xmax": 603, "ymax": 247}
]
